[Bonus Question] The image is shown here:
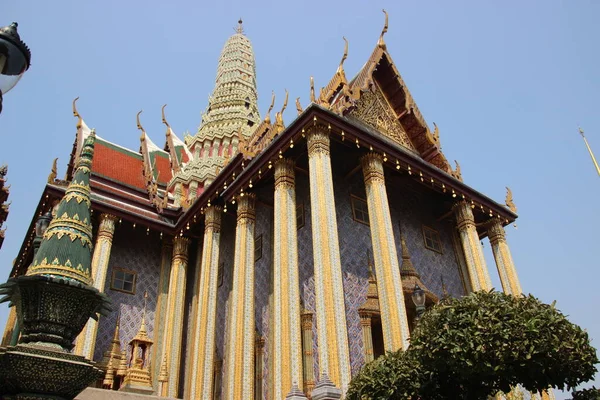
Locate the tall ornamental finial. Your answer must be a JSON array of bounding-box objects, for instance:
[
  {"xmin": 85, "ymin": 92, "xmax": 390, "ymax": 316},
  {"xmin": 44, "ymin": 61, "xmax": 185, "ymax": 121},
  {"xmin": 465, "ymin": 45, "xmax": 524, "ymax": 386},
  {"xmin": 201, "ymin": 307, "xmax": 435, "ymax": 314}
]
[
  {"xmin": 338, "ymin": 37, "xmax": 349, "ymax": 73},
  {"xmin": 161, "ymin": 104, "xmax": 170, "ymax": 129},
  {"xmin": 27, "ymin": 130, "xmax": 97, "ymax": 285},
  {"xmin": 236, "ymin": 18, "xmax": 244, "ymax": 34},
  {"xmin": 378, "ymin": 9, "xmax": 389, "ymax": 48}
]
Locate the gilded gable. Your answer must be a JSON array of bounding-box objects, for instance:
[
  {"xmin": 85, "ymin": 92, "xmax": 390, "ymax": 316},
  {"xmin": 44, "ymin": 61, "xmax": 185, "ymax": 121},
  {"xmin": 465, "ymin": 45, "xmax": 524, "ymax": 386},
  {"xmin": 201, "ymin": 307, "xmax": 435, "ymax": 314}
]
[{"xmin": 348, "ymin": 82, "xmax": 417, "ymax": 153}]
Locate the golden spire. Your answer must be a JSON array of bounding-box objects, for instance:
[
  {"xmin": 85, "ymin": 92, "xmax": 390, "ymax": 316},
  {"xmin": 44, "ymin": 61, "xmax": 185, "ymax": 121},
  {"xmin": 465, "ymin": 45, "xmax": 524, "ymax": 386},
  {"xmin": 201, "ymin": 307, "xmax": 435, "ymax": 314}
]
[
  {"xmin": 72, "ymin": 96, "xmax": 82, "ymax": 129},
  {"xmin": 337, "ymin": 37, "xmax": 348, "ymax": 74},
  {"xmin": 117, "ymin": 349, "xmax": 128, "ymax": 377},
  {"xmin": 295, "ymin": 97, "xmax": 303, "ymax": 116},
  {"xmin": 137, "ymin": 110, "xmax": 146, "ymax": 141},
  {"xmin": 378, "ymin": 9, "xmax": 389, "ymax": 49},
  {"xmin": 135, "ymin": 291, "xmax": 149, "ymax": 340},
  {"xmin": 47, "ymin": 158, "xmax": 58, "ymax": 184},
  {"xmin": 578, "ymin": 127, "xmax": 600, "ymax": 176},
  {"xmin": 310, "ymin": 76, "xmax": 316, "ymax": 103},
  {"xmin": 399, "ymin": 232, "xmax": 419, "ymax": 277}
]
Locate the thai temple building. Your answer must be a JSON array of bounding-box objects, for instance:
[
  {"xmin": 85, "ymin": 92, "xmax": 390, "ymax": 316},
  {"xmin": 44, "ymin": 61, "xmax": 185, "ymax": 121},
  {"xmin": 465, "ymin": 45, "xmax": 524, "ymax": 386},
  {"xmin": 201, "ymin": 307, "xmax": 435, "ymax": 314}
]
[{"xmin": 1, "ymin": 14, "xmax": 542, "ymax": 400}]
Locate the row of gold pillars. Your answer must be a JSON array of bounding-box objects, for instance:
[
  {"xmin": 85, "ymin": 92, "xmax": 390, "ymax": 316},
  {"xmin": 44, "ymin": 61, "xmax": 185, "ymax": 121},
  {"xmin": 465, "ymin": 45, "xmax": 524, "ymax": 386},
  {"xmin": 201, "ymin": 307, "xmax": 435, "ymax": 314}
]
[{"xmin": 16, "ymin": 127, "xmax": 533, "ymax": 399}]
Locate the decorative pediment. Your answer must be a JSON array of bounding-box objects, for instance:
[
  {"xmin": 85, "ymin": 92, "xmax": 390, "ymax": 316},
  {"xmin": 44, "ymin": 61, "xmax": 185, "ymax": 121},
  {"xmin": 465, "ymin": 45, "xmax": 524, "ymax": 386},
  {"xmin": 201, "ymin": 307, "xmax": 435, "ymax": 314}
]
[{"xmin": 348, "ymin": 82, "xmax": 417, "ymax": 153}]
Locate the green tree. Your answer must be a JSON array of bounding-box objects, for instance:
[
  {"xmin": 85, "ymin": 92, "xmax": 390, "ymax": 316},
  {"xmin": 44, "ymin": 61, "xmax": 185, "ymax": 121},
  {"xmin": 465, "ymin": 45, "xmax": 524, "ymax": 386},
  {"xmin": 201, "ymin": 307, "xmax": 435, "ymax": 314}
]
[
  {"xmin": 346, "ymin": 291, "xmax": 598, "ymax": 400},
  {"xmin": 571, "ymin": 386, "xmax": 600, "ymax": 400}
]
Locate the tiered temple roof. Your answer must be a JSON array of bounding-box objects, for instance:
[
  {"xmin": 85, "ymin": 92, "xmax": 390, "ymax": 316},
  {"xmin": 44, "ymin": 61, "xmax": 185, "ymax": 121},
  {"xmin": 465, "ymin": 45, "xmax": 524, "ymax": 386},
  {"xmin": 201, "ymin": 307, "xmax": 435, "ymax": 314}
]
[{"xmin": 10, "ymin": 13, "xmax": 518, "ymax": 277}]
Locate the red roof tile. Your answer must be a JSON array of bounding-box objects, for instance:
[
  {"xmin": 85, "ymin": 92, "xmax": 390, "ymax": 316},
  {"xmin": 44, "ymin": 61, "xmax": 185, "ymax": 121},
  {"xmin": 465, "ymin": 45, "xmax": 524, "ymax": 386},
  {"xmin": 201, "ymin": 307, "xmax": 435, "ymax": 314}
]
[{"xmin": 92, "ymin": 139, "xmax": 146, "ymax": 190}]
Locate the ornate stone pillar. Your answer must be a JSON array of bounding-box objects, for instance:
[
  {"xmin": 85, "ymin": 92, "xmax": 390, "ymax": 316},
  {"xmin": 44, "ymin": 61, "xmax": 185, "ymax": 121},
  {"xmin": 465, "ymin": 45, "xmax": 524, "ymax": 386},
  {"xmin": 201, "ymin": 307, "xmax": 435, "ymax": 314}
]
[
  {"xmin": 161, "ymin": 236, "xmax": 190, "ymax": 397},
  {"xmin": 486, "ymin": 218, "xmax": 522, "ymax": 296},
  {"xmin": 223, "ymin": 193, "xmax": 256, "ymax": 400},
  {"xmin": 189, "ymin": 206, "xmax": 222, "ymax": 400},
  {"xmin": 255, "ymin": 333, "xmax": 265, "ymax": 400},
  {"xmin": 75, "ymin": 213, "xmax": 118, "ymax": 359},
  {"xmin": 306, "ymin": 127, "xmax": 351, "ymax": 393},
  {"xmin": 271, "ymin": 158, "xmax": 304, "ymax": 398},
  {"xmin": 301, "ymin": 310, "xmax": 315, "ymax": 396},
  {"xmin": 361, "ymin": 153, "xmax": 410, "ymax": 351},
  {"xmin": 453, "ymin": 201, "xmax": 492, "ymax": 291}
]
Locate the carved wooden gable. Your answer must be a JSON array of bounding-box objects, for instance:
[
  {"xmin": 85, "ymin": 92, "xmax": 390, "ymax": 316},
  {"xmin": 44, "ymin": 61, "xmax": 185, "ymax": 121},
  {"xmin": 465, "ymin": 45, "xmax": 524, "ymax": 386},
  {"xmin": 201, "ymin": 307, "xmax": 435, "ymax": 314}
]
[{"xmin": 349, "ymin": 82, "xmax": 417, "ymax": 153}]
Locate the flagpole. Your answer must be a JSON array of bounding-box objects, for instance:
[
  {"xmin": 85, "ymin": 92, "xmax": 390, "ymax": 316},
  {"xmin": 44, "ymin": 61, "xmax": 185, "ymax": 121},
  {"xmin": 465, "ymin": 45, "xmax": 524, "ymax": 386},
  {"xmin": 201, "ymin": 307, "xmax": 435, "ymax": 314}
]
[{"xmin": 579, "ymin": 127, "xmax": 600, "ymax": 177}]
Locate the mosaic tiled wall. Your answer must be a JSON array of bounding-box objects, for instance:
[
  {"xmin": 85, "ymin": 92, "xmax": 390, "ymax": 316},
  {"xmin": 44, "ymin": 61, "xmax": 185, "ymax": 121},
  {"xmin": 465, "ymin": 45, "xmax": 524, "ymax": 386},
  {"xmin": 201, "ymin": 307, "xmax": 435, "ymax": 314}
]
[
  {"xmin": 386, "ymin": 177, "xmax": 466, "ymax": 299},
  {"xmin": 332, "ymin": 171, "xmax": 374, "ymax": 376},
  {"xmin": 94, "ymin": 223, "xmax": 162, "ymax": 366}
]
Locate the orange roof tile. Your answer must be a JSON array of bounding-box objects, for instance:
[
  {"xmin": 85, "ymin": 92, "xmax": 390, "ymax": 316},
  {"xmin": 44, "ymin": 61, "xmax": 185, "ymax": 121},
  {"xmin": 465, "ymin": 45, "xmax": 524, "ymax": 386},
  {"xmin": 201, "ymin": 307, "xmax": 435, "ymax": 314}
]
[{"xmin": 92, "ymin": 139, "xmax": 146, "ymax": 190}]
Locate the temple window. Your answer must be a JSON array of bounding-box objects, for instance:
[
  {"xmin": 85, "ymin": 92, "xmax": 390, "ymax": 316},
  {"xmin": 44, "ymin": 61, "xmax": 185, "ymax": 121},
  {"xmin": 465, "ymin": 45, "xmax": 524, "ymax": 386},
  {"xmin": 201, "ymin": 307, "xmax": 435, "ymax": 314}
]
[
  {"xmin": 296, "ymin": 202, "xmax": 305, "ymax": 230},
  {"xmin": 351, "ymin": 195, "xmax": 369, "ymax": 226},
  {"xmin": 422, "ymin": 225, "xmax": 442, "ymax": 253},
  {"xmin": 110, "ymin": 268, "xmax": 137, "ymax": 294},
  {"xmin": 254, "ymin": 235, "xmax": 263, "ymax": 262}
]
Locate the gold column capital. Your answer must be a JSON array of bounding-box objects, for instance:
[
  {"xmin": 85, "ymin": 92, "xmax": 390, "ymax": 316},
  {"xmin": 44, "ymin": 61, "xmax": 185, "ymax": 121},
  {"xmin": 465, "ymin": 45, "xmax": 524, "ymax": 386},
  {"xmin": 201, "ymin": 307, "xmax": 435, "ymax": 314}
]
[
  {"xmin": 204, "ymin": 205, "xmax": 222, "ymax": 233},
  {"xmin": 97, "ymin": 213, "xmax": 118, "ymax": 239},
  {"xmin": 172, "ymin": 236, "xmax": 190, "ymax": 260},
  {"xmin": 306, "ymin": 127, "xmax": 331, "ymax": 157},
  {"xmin": 274, "ymin": 158, "xmax": 296, "ymax": 189},
  {"xmin": 485, "ymin": 218, "xmax": 506, "ymax": 245},
  {"xmin": 453, "ymin": 200, "xmax": 476, "ymax": 231},
  {"xmin": 236, "ymin": 192, "xmax": 256, "ymax": 224},
  {"xmin": 361, "ymin": 152, "xmax": 385, "ymax": 184}
]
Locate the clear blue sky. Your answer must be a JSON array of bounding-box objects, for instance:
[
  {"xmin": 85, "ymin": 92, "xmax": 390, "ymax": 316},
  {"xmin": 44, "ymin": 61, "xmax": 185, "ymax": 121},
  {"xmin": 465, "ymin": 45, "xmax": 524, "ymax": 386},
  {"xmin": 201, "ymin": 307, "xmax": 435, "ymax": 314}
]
[{"xmin": 2, "ymin": 1, "xmax": 598, "ymax": 397}]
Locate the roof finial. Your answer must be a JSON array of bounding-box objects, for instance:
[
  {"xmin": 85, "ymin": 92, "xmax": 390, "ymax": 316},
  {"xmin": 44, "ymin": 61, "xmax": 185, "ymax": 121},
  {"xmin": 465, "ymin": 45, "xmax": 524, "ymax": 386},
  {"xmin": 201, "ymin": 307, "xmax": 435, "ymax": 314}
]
[
  {"xmin": 337, "ymin": 37, "xmax": 349, "ymax": 73},
  {"xmin": 161, "ymin": 104, "xmax": 170, "ymax": 129},
  {"xmin": 296, "ymin": 97, "xmax": 303, "ymax": 116},
  {"xmin": 378, "ymin": 9, "xmax": 389, "ymax": 48},
  {"xmin": 236, "ymin": 18, "xmax": 244, "ymax": 34},
  {"xmin": 265, "ymin": 91, "xmax": 275, "ymax": 124},
  {"xmin": 310, "ymin": 76, "xmax": 316, "ymax": 103},
  {"xmin": 72, "ymin": 97, "xmax": 83, "ymax": 129},
  {"xmin": 136, "ymin": 110, "xmax": 146, "ymax": 140},
  {"xmin": 505, "ymin": 186, "xmax": 517, "ymax": 214}
]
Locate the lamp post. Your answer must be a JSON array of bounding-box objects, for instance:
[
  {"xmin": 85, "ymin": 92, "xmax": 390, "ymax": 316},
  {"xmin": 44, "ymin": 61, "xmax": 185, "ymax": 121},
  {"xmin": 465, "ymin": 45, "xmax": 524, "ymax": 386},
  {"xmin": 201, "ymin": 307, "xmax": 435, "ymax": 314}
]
[
  {"xmin": 0, "ymin": 22, "xmax": 31, "ymax": 114},
  {"xmin": 32, "ymin": 211, "xmax": 51, "ymax": 257},
  {"xmin": 411, "ymin": 283, "xmax": 426, "ymax": 322}
]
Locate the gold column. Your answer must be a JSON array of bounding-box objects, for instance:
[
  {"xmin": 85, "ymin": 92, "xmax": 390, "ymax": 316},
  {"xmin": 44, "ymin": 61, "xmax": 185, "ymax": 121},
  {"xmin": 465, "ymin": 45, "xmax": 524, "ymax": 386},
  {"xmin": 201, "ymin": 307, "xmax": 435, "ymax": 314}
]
[
  {"xmin": 1, "ymin": 306, "xmax": 17, "ymax": 346},
  {"xmin": 306, "ymin": 127, "xmax": 351, "ymax": 392},
  {"xmin": 271, "ymin": 158, "xmax": 304, "ymax": 398},
  {"xmin": 161, "ymin": 236, "xmax": 190, "ymax": 397},
  {"xmin": 152, "ymin": 240, "xmax": 174, "ymax": 391},
  {"xmin": 486, "ymin": 219, "xmax": 522, "ymax": 296},
  {"xmin": 189, "ymin": 206, "xmax": 222, "ymax": 399},
  {"xmin": 453, "ymin": 201, "xmax": 492, "ymax": 291},
  {"xmin": 223, "ymin": 193, "xmax": 256, "ymax": 400},
  {"xmin": 75, "ymin": 213, "xmax": 118, "ymax": 358},
  {"xmin": 359, "ymin": 313, "xmax": 374, "ymax": 364},
  {"xmin": 255, "ymin": 333, "xmax": 265, "ymax": 400},
  {"xmin": 361, "ymin": 153, "xmax": 410, "ymax": 351},
  {"xmin": 301, "ymin": 310, "xmax": 315, "ymax": 396}
]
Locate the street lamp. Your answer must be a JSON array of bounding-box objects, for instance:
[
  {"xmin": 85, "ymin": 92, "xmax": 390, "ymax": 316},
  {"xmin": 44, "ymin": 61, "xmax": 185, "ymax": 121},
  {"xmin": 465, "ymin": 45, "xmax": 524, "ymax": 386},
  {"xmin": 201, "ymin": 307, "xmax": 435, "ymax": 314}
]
[
  {"xmin": 0, "ymin": 22, "xmax": 31, "ymax": 114},
  {"xmin": 411, "ymin": 283, "xmax": 426, "ymax": 321},
  {"xmin": 33, "ymin": 211, "xmax": 51, "ymax": 256}
]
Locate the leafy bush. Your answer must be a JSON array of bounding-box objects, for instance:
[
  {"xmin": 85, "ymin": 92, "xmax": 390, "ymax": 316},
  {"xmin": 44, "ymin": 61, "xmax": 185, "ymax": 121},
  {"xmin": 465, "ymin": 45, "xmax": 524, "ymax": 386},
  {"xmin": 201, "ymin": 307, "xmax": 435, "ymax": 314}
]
[{"xmin": 347, "ymin": 291, "xmax": 598, "ymax": 400}]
